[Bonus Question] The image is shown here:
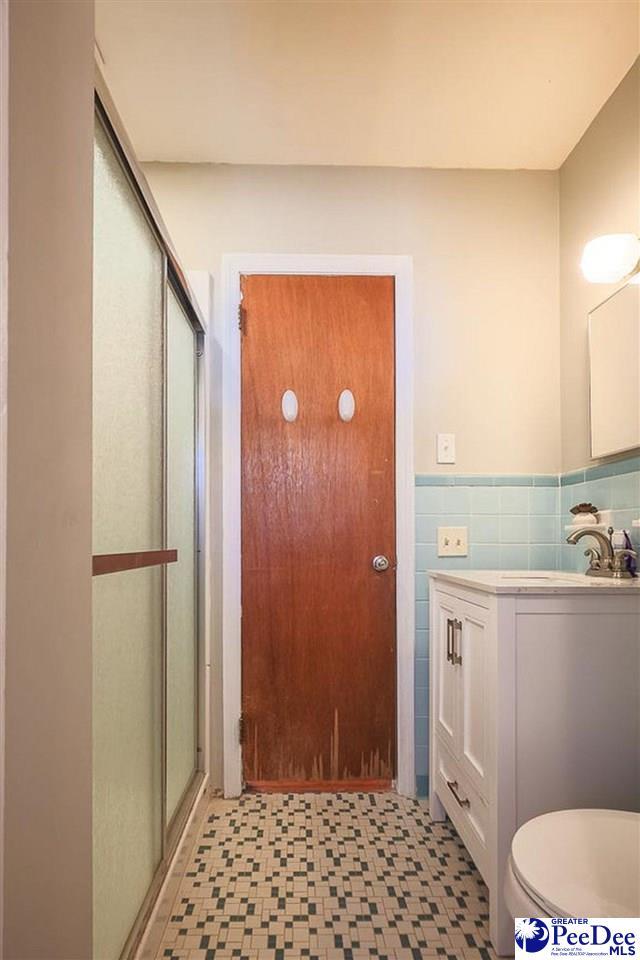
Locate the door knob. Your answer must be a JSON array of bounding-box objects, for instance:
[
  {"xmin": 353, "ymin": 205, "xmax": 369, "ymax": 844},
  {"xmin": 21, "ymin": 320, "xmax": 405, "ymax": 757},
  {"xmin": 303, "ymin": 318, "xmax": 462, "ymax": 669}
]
[{"xmin": 372, "ymin": 555, "xmax": 390, "ymax": 572}]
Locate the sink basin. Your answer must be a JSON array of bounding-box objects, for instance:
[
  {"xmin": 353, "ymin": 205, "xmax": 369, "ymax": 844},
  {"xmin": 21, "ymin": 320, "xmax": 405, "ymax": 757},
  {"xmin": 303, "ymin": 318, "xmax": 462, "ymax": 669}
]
[
  {"xmin": 499, "ymin": 573, "xmax": 579, "ymax": 585},
  {"xmin": 429, "ymin": 569, "xmax": 640, "ymax": 593}
]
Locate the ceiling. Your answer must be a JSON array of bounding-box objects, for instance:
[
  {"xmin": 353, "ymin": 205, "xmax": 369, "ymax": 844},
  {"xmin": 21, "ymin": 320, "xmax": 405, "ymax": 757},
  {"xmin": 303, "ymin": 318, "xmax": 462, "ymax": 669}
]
[{"xmin": 95, "ymin": 0, "xmax": 640, "ymax": 170}]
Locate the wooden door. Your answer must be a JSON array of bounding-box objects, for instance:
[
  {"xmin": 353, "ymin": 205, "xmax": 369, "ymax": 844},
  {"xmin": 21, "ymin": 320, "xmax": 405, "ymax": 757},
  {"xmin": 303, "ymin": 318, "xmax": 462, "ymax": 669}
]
[{"xmin": 241, "ymin": 275, "xmax": 396, "ymax": 790}]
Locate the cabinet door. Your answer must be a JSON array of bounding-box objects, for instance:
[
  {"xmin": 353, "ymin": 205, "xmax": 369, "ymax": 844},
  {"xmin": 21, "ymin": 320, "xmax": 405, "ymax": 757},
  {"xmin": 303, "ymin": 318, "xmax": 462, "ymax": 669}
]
[
  {"xmin": 457, "ymin": 600, "xmax": 490, "ymax": 797},
  {"xmin": 433, "ymin": 591, "xmax": 460, "ymax": 757}
]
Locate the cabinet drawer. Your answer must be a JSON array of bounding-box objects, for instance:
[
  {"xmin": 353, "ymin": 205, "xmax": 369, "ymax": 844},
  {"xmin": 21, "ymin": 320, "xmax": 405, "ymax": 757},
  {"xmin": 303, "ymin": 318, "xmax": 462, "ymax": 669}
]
[{"xmin": 434, "ymin": 736, "xmax": 489, "ymax": 882}]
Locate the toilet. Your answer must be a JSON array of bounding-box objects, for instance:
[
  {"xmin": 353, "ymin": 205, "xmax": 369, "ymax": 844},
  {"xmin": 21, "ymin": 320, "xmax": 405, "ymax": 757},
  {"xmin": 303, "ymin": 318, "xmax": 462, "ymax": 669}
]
[{"xmin": 504, "ymin": 809, "xmax": 640, "ymax": 919}]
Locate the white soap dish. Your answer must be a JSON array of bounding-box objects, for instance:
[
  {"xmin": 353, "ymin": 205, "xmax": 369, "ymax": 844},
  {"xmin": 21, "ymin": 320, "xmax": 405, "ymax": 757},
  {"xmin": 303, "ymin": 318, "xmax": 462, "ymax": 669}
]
[{"xmin": 565, "ymin": 509, "xmax": 613, "ymax": 533}]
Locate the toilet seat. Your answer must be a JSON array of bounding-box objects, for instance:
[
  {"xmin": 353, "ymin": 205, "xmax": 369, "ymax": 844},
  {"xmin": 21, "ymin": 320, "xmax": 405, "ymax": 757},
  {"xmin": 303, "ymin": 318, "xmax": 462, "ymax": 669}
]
[
  {"xmin": 509, "ymin": 809, "xmax": 640, "ymax": 918},
  {"xmin": 504, "ymin": 855, "xmax": 552, "ymax": 920}
]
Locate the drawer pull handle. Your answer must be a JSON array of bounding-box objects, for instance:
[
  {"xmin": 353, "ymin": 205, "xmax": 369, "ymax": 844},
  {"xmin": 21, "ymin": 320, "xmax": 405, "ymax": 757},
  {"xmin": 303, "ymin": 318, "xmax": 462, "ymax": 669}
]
[
  {"xmin": 446, "ymin": 618, "xmax": 454, "ymax": 663},
  {"xmin": 452, "ymin": 619, "xmax": 463, "ymax": 665},
  {"xmin": 447, "ymin": 778, "xmax": 470, "ymax": 808}
]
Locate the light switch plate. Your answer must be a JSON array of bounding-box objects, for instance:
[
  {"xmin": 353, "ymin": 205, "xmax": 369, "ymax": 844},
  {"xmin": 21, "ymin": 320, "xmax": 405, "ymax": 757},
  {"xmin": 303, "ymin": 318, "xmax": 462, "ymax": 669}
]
[
  {"xmin": 437, "ymin": 433, "xmax": 456, "ymax": 464},
  {"xmin": 438, "ymin": 526, "xmax": 468, "ymax": 557}
]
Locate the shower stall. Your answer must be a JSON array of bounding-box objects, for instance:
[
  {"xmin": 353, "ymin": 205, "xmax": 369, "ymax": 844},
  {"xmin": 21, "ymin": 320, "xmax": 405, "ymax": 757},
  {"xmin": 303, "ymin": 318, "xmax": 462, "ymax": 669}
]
[{"xmin": 92, "ymin": 95, "xmax": 206, "ymax": 960}]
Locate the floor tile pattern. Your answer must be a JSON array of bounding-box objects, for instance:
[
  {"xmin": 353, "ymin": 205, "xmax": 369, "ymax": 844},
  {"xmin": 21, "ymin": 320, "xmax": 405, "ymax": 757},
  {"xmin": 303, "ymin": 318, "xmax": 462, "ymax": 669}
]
[{"xmin": 156, "ymin": 792, "xmax": 496, "ymax": 960}]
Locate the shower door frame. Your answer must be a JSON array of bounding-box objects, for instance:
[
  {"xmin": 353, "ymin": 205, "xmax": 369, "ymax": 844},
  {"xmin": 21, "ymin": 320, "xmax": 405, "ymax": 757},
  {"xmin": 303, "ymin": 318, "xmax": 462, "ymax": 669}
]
[
  {"xmin": 94, "ymin": 72, "xmax": 210, "ymax": 960},
  {"xmin": 0, "ymin": 1, "xmax": 8, "ymax": 952}
]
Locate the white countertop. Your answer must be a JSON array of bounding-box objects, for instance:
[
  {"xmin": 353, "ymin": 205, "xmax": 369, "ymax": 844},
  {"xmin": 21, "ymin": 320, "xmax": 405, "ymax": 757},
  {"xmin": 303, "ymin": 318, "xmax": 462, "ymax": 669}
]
[{"xmin": 428, "ymin": 569, "xmax": 640, "ymax": 595}]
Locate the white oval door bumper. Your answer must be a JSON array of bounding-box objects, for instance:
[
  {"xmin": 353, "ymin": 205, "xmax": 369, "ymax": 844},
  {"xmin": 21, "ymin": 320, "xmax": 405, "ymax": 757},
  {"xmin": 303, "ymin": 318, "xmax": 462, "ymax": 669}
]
[
  {"xmin": 281, "ymin": 389, "xmax": 299, "ymax": 422},
  {"xmin": 338, "ymin": 389, "xmax": 355, "ymax": 422}
]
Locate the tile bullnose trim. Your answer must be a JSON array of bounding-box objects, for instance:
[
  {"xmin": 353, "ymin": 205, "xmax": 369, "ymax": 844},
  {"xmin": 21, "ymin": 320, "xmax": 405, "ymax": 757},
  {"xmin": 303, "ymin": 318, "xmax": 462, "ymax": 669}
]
[
  {"xmin": 415, "ymin": 474, "xmax": 559, "ymax": 487},
  {"xmin": 560, "ymin": 470, "xmax": 586, "ymax": 487},
  {"xmin": 560, "ymin": 453, "xmax": 640, "ymax": 486},
  {"xmin": 417, "ymin": 454, "xmax": 640, "ymax": 489}
]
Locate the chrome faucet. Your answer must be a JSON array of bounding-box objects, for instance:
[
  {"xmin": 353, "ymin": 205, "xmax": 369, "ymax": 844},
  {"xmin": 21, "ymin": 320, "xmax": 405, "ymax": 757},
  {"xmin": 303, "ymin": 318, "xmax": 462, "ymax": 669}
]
[{"xmin": 566, "ymin": 526, "xmax": 636, "ymax": 578}]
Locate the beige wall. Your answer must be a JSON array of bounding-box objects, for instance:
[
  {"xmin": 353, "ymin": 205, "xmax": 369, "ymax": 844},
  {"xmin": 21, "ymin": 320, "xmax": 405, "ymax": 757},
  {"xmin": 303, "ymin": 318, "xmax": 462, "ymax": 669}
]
[
  {"xmin": 144, "ymin": 163, "xmax": 561, "ymax": 475},
  {"xmin": 5, "ymin": 1, "xmax": 94, "ymax": 956},
  {"xmin": 559, "ymin": 58, "xmax": 640, "ymax": 473}
]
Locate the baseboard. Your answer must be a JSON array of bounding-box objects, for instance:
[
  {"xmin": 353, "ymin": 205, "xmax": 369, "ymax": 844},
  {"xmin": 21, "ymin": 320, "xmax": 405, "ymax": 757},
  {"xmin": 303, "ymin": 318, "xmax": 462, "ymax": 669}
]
[
  {"xmin": 245, "ymin": 778, "xmax": 392, "ymax": 793},
  {"xmin": 133, "ymin": 774, "xmax": 210, "ymax": 960}
]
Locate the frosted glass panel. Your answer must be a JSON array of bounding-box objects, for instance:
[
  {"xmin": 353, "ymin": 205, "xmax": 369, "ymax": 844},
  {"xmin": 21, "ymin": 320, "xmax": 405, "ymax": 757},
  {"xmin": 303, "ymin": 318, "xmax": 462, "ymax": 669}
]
[
  {"xmin": 93, "ymin": 121, "xmax": 164, "ymax": 554},
  {"xmin": 93, "ymin": 567, "xmax": 163, "ymax": 960},
  {"xmin": 93, "ymin": 119, "xmax": 165, "ymax": 960},
  {"xmin": 166, "ymin": 288, "xmax": 198, "ymax": 823}
]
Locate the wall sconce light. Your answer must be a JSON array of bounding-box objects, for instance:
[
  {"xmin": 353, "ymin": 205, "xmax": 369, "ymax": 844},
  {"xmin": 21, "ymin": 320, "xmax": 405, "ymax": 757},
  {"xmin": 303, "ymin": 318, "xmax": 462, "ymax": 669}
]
[{"xmin": 581, "ymin": 233, "xmax": 640, "ymax": 284}]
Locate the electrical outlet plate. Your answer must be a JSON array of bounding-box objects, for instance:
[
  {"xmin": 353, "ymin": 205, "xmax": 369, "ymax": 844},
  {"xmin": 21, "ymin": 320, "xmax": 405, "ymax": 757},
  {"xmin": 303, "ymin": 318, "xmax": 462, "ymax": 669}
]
[{"xmin": 438, "ymin": 526, "xmax": 468, "ymax": 557}]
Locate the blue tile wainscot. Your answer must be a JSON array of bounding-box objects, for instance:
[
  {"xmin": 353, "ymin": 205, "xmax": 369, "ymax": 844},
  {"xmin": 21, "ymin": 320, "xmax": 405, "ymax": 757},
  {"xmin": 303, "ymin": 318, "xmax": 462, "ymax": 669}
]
[
  {"xmin": 560, "ymin": 455, "xmax": 640, "ymax": 570},
  {"xmin": 413, "ymin": 455, "xmax": 640, "ymax": 795},
  {"xmin": 413, "ymin": 473, "xmax": 560, "ymax": 796}
]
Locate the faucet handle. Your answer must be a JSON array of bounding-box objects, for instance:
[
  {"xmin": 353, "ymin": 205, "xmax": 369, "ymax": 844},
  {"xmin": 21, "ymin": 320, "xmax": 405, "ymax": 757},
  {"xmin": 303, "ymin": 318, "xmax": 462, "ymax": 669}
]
[
  {"xmin": 583, "ymin": 546, "xmax": 602, "ymax": 569},
  {"xmin": 611, "ymin": 547, "xmax": 637, "ymax": 577},
  {"xmin": 614, "ymin": 547, "xmax": 637, "ymax": 560}
]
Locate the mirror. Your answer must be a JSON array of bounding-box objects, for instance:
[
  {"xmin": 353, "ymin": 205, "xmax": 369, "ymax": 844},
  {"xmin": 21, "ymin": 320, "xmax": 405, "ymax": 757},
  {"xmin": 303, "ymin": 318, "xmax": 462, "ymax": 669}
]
[{"xmin": 589, "ymin": 281, "xmax": 640, "ymax": 459}]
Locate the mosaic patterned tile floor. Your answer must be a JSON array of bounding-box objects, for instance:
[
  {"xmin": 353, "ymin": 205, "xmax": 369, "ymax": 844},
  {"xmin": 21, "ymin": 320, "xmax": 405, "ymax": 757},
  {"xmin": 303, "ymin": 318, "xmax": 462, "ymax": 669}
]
[{"xmin": 155, "ymin": 792, "xmax": 497, "ymax": 960}]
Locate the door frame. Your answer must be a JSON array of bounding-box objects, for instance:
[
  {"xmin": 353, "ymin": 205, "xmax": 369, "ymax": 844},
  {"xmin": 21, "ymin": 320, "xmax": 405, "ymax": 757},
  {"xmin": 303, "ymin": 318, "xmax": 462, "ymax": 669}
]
[{"xmin": 221, "ymin": 254, "xmax": 415, "ymax": 797}]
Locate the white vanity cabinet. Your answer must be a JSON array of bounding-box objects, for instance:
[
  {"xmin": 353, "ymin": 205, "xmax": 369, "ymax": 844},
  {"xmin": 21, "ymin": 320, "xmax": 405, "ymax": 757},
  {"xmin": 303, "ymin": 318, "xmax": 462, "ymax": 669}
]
[
  {"xmin": 429, "ymin": 571, "xmax": 640, "ymax": 957},
  {"xmin": 432, "ymin": 589, "xmax": 492, "ymax": 874}
]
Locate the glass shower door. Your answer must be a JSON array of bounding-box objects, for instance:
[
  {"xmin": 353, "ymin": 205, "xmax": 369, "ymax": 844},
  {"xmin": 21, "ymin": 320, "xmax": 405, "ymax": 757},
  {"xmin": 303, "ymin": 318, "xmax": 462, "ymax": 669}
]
[
  {"xmin": 166, "ymin": 287, "xmax": 198, "ymax": 826},
  {"xmin": 92, "ymin": 110, "xmax": 203, "ymax": 960},
  {"xmin": 92, "ymin": 119, "xmax": 165, "ymax": 960}
]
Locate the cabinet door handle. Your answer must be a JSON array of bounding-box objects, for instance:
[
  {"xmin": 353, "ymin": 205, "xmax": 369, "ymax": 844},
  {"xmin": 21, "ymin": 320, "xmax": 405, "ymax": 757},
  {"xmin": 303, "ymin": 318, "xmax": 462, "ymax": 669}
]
[
  {"xmin": 446, "ymin": 778, "xmax": 470, "ymax": 808},
  {"xmin": 446, "ymin": 618, "xmax": 454, "ymax": 663},
  {"xmin": 452, "ymin": 619, "xmax": 463, "ymax": 665}
]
